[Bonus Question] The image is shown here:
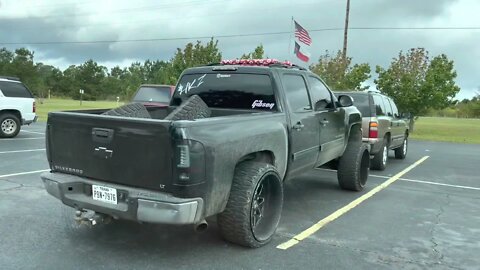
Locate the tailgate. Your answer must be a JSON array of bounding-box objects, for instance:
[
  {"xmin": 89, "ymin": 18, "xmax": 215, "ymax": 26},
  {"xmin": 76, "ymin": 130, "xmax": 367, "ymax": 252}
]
[{"xmin": 46, "ymin": 112, "xmax": 173, "ymax": 191}]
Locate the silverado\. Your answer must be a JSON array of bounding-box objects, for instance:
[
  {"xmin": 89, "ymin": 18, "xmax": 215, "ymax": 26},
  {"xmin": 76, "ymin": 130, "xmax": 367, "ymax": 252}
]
[{"xmin": 41, "ymin": 59, "xmax": 370, "ymax": 248}]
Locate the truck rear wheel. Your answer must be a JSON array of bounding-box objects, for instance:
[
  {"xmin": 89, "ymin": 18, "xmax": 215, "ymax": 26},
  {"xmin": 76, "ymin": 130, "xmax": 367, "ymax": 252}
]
[
  {"xmin": 102, "ymin": 102, "xmax": 151, "ymax": 119},
  {"xmin": 217, "ymin": 162, "xmax": 283, "ymax": 248},
  {"xmin": 165, "ymin": 95, "xmax": 211, "ymax": 121},
  {"xmin": 337, "ymin": 142, "xmax": 370, "ymax": 191},
  {"xmin": 0, "ymin": 113, "xmax": 21, "ymax": 138}
]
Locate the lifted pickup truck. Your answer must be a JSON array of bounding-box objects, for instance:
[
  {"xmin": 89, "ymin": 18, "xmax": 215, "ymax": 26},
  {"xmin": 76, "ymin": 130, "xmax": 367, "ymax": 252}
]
[{"xmin": 41, "ymin": 59, "xmax": 369, "ymax": 248}]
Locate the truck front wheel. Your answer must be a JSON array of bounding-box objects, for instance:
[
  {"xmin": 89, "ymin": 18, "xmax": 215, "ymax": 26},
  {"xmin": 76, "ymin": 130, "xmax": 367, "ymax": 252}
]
[
  {"xmin": 337, "ymin": 142, "xmax": 370, "ymax": 191},
  {"xmin": 217, "ymin": 162, "xmax": 283, "ymax": 248}
]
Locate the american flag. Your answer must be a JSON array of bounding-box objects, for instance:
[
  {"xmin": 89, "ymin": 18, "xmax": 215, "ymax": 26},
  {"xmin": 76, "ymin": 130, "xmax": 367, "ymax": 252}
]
[{"xmin": 294, "ymin": 20, "xmax": 312, "ymax": 46}]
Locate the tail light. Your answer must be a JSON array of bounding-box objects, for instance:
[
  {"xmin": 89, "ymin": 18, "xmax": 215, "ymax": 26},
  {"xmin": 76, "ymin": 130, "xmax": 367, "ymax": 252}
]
[
  {"xmin": 369, "ymin": 121, "xmax": 378, "ymax": 138},
  {"xmin": 175, "ymin": 140, "xmax": 206, "ymax": 185},
  {"xmin": 177, "ymin": 145, "xmax": 191, "ymax": 168},
  {"xmin": 33, "ymin": 101, "xmax": 36, "ymax": 113}
]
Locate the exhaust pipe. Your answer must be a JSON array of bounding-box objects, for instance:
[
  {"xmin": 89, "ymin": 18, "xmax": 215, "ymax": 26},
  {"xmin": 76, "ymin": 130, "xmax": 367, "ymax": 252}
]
[{"xmin": 194, "ymin": 220, "xmax": 208, "ymax": 233}]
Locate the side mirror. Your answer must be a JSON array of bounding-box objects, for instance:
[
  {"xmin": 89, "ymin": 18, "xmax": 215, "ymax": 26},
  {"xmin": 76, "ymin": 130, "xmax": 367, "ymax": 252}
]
[
  {"xmin": 314, "ymin": 99, "xmax": 329, "ymax": 111},
  {"xmin": 400, "ymin": 112, "xmax": 411, "ymax": 119},
  {"xmin": 337, "ymin": 95, "xmax": 354, "ymax": 107}
]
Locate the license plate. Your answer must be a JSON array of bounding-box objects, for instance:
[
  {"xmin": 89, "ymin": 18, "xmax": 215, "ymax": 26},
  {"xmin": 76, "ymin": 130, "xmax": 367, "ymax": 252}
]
[{"xmin": 92, "ymin": 185, "xmax": 117, "ymax": 205}]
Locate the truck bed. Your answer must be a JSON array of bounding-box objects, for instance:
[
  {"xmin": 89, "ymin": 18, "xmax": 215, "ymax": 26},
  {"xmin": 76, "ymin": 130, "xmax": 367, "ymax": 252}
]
[{"xmin": 46, "ymin": 106, "xmax": 278, "ymax": 192}]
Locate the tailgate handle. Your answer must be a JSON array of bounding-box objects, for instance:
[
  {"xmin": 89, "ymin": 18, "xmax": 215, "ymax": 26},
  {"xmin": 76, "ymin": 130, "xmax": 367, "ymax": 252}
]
[{"xmin": 92, "ymin": 128, "xmax": 114, "ymax": 143}]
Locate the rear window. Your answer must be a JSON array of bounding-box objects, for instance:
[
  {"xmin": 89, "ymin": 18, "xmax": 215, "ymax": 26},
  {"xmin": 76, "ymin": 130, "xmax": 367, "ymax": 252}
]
[
  {"xmin": 0, "ymin": 81, "xmax": 33, "ymax": 98},
  {"xmin": 133, "ymin": 86, "xmax": 171, "ymax": 103},
  {"xmin": 171, "ymin": 73, "xmax": 276, "ymax": 111},
  {"xmin": 347, "ymin": 93, "xmax": 371, "ymax": 117}
]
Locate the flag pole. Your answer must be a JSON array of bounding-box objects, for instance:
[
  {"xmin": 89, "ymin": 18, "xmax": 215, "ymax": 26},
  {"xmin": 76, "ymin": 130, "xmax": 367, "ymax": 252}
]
[{"xmin": 288, "ymin": 16, "xmax": 294, "ymax": 62}]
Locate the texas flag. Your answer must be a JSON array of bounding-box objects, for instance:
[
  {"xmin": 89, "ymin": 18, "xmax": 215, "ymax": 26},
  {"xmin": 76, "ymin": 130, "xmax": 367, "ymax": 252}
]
[
  {"xmin": 294, "ymin": 41, "xmax": 311, "ymax": 62},
  {"xmin": 293, "ymin": 20, "xmax": 312, "ymax": 63}
]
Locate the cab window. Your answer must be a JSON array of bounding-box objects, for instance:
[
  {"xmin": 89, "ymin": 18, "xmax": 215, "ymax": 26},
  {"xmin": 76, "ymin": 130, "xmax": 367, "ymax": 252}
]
[
  {"xmin": 282, "ymin": 74, "xmax": 312, "ymax": 112},
  {"xmin": 172, "ymin": 73, "xmax": 276, "ymax": 111}
]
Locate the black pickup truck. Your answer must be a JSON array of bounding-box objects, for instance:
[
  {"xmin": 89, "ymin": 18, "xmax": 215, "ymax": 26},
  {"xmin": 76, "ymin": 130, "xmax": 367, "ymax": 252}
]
[{"xmin": 41, "ymin": 60, "xmax": 370, "ymax": 248}]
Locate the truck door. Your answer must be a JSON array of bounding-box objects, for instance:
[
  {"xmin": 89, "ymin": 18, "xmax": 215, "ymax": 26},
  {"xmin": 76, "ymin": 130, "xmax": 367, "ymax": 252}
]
[
  {"xmin": 282, "ymin": 73, "xmax": 321, "ymax": 176},
  {"xmin": 307, "ymin": 76, "xmax": 346, "ymax": 166}
]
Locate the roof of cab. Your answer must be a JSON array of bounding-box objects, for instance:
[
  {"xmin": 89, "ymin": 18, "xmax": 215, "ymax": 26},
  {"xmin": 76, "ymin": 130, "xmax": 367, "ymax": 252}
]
[
  {"xmin": 139, "ymin": 84, "xmax": 174, "ymax": 88},
  {"xmin": 0, "ymin": 76, "xmax": 21, "ymax": 82},
  {"xmin": 182, "ymin": 64, "xmax": 309, "ymax": 77}
]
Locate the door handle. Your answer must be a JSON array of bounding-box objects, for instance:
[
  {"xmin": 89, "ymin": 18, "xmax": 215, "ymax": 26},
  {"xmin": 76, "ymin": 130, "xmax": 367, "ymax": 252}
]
[
  {"xmin": 293, "ymin": 121, "xmax": 305, "ymax": 131},
  {"xmin": 320, "ymin": 119, "xmax": 329, "ymax": 126}
]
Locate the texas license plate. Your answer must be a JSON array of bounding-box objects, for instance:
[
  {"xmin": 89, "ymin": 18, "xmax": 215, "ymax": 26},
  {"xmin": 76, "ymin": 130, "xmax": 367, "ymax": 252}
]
[{"xmin": 92, "ymin": 185, "xmax": 117, "ymax": 204}]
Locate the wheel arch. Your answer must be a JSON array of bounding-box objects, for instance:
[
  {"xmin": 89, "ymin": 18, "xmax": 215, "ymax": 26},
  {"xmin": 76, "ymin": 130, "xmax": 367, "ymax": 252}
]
[
  {"xmin": 217, "ymin": 150, "xmax": 277, "ymax": 213},
  {"xmin": 236, "ymin": 150, "xmax": 276, "ymax": 167},
  {"xmin": 0, "ymin": 109, "xmax": 22, "ymax": 120},
  {"xmin": 344, "ymin": 109, "xmax": 362, "ymax": 143},
  {"xmin": 346, "ymin": 122, "xmax": 362, "ymax": 142},
  {"xmin": 340, "ymin": 122, "xmax": 363, "ymax": 156}
]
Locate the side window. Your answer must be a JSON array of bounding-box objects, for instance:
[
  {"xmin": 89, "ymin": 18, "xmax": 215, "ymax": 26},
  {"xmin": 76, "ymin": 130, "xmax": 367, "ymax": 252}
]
[
  {"xmin": 389, "ymin": 99, "xmax": 399, "ymax": 118},
  {"xmin": 283, "ymin": 74, "xmax": 312, "ymax": 112},
  {"xmin": 0, "ymin": 81, "xmax": 33, "ymax": 98},
  {"xmin": 383, "ymin": 96, "xmax": 394, "ymax": 117},
  {"xmin": 307, "ymin": 76, "xmax": 333, "ymax": 110},
  {"xmin": 372, "ymin": 95, "xmax": 386, "ymax": 116}
]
